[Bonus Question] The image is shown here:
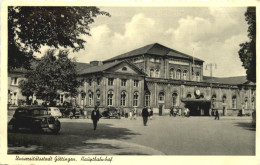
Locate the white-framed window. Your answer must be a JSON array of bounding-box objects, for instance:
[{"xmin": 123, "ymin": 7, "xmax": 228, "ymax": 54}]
[
  {"xmin": 108, "ymin": 78, "xmax": 114, "ymax": 86},
  {"xmin": 159, "ymin": 92, "xmax": 165, "ymax": 102},
  {"xmin": 169, "ymin": 68, "xmax": 174, "ymax": 79},
  {"xmin": 232, "ymin": 95, "xmax": 237, "ymax": 109},
  {"xmin": 134, "ymin": 80, "xmax": 139, "ymax": 87},
  {"xmin": 145, "ymin": 92, "xmax": 151, "ymax": 107},
  {"xmin": 183, "ymin": 70, "xmax": 188, "ymax": 80},
  {"xmin": 172, "ymin": 93, "xmax": 178, "ymax": 106},
  {"xmin": 133, "ymin": 92, "xmax": 139, "ymax": 107},
  {"xmin": 222, "ymin": 95, "xmax": 227, "ymax": 103},
  {"xmin": 150, "ymin": 69, "xmax": 154, "ymax": 77},
  {"xmin": 11, "ymin": 77, "xmax": 18, "ymax": 85},
  {"xmin": 121, "ymin": 91, "xmax": 127, "ymax": 106},
  {"xmin": 176, "ymin": 69, "xmax": 181, "ymax": 79},
  {"xmin": 155, "ymin": 69, "xmax": 160, "ymax": 78},
  {"xmin": 121, "ymin": 79, "xmax": 127, "ymax": 86},
  {"xmin": 88, "ymin": 91, "xmax": 93, "ymax": 106},
  {"xmin": 107, "ymin": 90, "xmax": 114, "ymax": 106}
]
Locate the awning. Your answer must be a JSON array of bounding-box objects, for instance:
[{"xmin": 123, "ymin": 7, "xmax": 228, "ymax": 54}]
[{"xmin": 181, "ymin": 98, "xmax": 211, "ymax": 103}]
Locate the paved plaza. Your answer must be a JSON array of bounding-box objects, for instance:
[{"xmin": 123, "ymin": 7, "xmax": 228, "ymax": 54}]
[{"xmin": 8, "ymin": 115, "xmax": 255, "ymax": 155}]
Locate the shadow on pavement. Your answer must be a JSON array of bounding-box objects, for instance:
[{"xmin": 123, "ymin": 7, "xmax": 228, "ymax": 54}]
[
  {"xmin": 234, "ymin": 122, "xmax": 256, "ymax": 131},
  {"xmin": 8, "ymin": 121, "xmax": 141, "ymax": 155}
]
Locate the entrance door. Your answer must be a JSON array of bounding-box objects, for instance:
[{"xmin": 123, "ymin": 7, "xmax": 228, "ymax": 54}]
[{"xmin": 159, "ymin": 104, "xmax": 163, "ymax": 116}]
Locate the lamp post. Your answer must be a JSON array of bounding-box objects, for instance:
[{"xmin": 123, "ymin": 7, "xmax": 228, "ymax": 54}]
[{"xmin": 205, "ymin": 63, "xmax": 217, "ymax": 116}]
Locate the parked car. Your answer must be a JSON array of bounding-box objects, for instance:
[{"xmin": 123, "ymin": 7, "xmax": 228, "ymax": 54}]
[
  {"xmin": 69, "ymin": 108, "xmax": 81, "ymax": 119},
  {"xmin": 102, "ymin": 107, "xmax": 120, "ymax": 119},
  {"xmin": 47, "ymin": 107, "xmax": 62, "ymax": 118},
  {"xmin": 8, "ymin": 106, "xmax": 61, "ymax": 134}
]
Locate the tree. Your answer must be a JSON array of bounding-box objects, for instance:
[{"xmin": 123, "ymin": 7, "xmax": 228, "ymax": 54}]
[
  {"xmin": 8, "ymin": 7, "xmax": 110, "ymax": 70},
  {"xmin": 238, "ymin": 7, "xmax": 256, "ymax": 83},
  {"xmin": 19, "ymin": 49, "xmax": 81, "ymax": 105}
]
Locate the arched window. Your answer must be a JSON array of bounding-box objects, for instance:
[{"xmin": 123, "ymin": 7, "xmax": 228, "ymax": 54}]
[
  {"xmin": 150, "ymin": 69, "xmax": 154, "ymax": 77},
  {"xmin": 159, "ymin": 92, "xmax": 165, "ymax": 102},
  {"xmin": 107, "ymin": 90, "xmax": 114, "ymax": 106},
  {"xmin": 186, "ymin": 93, "xmax": 192, "ymax": 98},
  {"xmin": 172, "ymin": 93, "xmax": 178, "ymax": 106},
  {"xmin": 169, "ymin": 68, "xmax": 174, "ymax": 79},
  {"xmin": 121, "ymin": 91, "xmax": 127, "ymax": 106},
  {"xmin": 183, "ymin": 70, "xmax": 188, "ymax": 80},
  {"xmin": 96, "ymin": 90, "xmax": 100, "ymax": 100},
  {"xmin": 196, "ymin": 72, "xmax": 200, "ymax": 81},
  {"xmin": 88, "ymin": 91, "xmax": 93, "ymax": 106},
  {"xmin": 212, "ymin": 94, "xmax": 217, "ymax": 108},
  {"xmin": 145, "ymin": 91, "xmax": 151, "ymax": 107},
  {"xmin": 155, "ymin": 69, "xmax": 160, "ymax": 78},
  {"xmin": 176, "ymin": 69, "xmax": 181, "ymax": 79},
  {"xmin": 133, "ymin": 92, "xmax": 139, "ymax": 107},
  {"xmin": 222, "ymin": 95, "xmax": 227, "ymax": 103},
  {"xmin": 200, "ymin": 93, "xmax": 204, "ymax": 99},
  {"xmin": 232, "ymin": 95, "xmax": 237, "ymax": 109},
  {"xmin": 122, "ymin": 67, "xmax": 127, "ymax": 71}
]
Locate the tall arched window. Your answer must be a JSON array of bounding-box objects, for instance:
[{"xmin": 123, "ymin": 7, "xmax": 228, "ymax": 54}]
[
  {"xmin": 172, "ymin": 93, "xmax": 178, "ymax": 106},
  {"xmin": 158, "ymin": 92, "xmax": 165, "ymax": 102},
  {"xmin": 96, "ymin": 90, "xmax": 100, "ymax": 100},
  {"xmin": 121, "ymin": 91, "xmax": 127, "ymax": 106},
  {"xmin": 155, "ymin": 69, "xmax": 160, "ymax": 78},
  {"xmin": 169, "ymin": 68, "xmax": 174, "ymax": 79},
  {"xmin": 88, "ymin": 91, "xmax": 93, "ymax": 106},
  {"xmin": 150, "ymin": 69, "xmax": 154, "ymax": 77},
  {"xmin": 145, "ymin": 91, "xmax": 151, "ymax": 107},
  {"xmin": 183, "ymin": 70, "xmax": 188, "ymax": 80},
  {"xmin": 196, "ymin": 72, "xmax": 200, "ymax": 81},
  {"xmin": 232, "ymin": 95, "xmax": 237, "ymax": 109},
  {"xmin": 176, "ymin": 69, "xmax": 181, "ymax": 79},
  {"xmin": 133, "ymin": 92, "xmax": 139, "ymax": 107},
  {"xmin": 222, "ymin": 95, "xmax": 227, "ymax": 103},
  {"xmin": 107, "ymin": 90, "xmax": 114, "ymax": 106}
]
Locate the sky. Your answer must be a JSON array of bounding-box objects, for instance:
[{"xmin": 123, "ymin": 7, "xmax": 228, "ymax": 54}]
[{"xmin": 38, "ymin": 7, "xmax": 249, "ymax": 78}]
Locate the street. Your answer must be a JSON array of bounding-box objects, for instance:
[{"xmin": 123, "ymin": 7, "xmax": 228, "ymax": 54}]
[{"xmin": 8, "ymin": 115, "xmax": 255, "ymax": 155}]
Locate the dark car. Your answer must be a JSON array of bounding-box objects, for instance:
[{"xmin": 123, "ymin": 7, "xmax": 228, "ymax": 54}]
[
  {"xmin": 8, "ymin": 106, "xmax": 61, "ymax": 134},
  {"xmin": 69, "ymin": 107, "xmax": 81, "ymax": 119},
  {"xmin": 102, "ymin": 107, "xmax": 120, "ymax": 119}
]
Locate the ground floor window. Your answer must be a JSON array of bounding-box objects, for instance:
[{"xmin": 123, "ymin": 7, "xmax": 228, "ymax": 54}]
[
  {"xmin": 121, "ymin": 91, "xmax": 127, "ymax": 106},
  {"xmin": 88, "ymin": 91, "xmax": 93, "ymax": 106},
  {"xmin": 107, "ymin": 90, "xmax": 113, "ymax": 106},
  {"xmin": 133, "ymin": 92, "xmax": 139, "ymax": 107},
  {"xmin": 172, "ymin": 93, "xmax": 178, "ymax": 106},
  {"xmin": 251, "ymin": 97, "xmax": 255, "ymax": 109},
  {"xmin": 145, "ymin": 92, "xmax": 151, "ymax": 106},
  {"xmin": 232, "ymin": 95, "xmax": 237, "ymax": 109}
]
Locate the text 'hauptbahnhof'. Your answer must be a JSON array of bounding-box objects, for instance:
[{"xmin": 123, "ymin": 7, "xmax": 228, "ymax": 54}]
[{"xmin": 9, "ymin": 43, "xmax": 256, "ymax": 116}]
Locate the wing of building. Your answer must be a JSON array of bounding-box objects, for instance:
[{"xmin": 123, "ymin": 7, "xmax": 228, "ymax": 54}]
[{"xmin": 8, "ymin": 43, "xmax": 256, "ymax": 116}]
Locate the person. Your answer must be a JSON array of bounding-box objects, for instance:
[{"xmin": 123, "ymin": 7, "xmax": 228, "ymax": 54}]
[
  {"xmin": 117, "ymin": 107, "xmax": 121, "ymax": 119},
  {"xmin": 215, "ymin": 109, "xmax": 219, "ymax": 120},
  {"xmin": 149, "ymin": 107, "xmax": 153, "ymax": 120},
  {"xmin": 131, "ymin": 107, "xmax": 137, "ymax": 120},
  {"xmin": 186, "ymin": 108, "xmax": 190, "ymax": 117},
  {"xmin": 142, "ymin": 106, "xmax": 149, "ymax": 126},
  {"xmin": 170, "ymin": 106, "xmax": 174, "ymax": 117},
  {"xmin": 173, "ymin": 107, "xmax": 177, "ymax": 117},
  {"xmin": 129, "ymin": 108, "xmax": 133, "ymax": 120},
  {"xmin": 91, "ymin": 106, "xmax": 101, "ymax": 130}
]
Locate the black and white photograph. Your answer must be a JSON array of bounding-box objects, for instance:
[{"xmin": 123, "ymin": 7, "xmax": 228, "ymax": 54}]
[{"xmin": 0, "ymin": 1, "xmax": 258, "ymax": 165}]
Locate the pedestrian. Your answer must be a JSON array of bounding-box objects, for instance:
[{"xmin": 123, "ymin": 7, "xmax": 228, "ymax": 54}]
[
  {"xmin": 132, "ymin": 107, "xmax": 137, "ymax": 120},
  {"xmin": 129, "ymin": 108, "xmax": 133, "ymax": 120},
  {"xmin": 170, "ymin": 106, "xmax": 174, "ymax": 117},
  {"xmin": 117, "ymin": 107, "xmax": 121, "ymax": 119},
  {"xmin": 173, "ymin": 107, "xmax": 177, "ymax": 117},
  {"xmin": 142, "ymin": 106, "xmax": 149, "ymax": 126},
  {"xmin": 215, "ymin": 109, "xmax": 220, "ymax": 120},
  {"xmin": 149, "ymin": 107, "xmax": 153, "ymax": 120},
  {"xmin": 186, "ymin": 108, "xmax": 190, "ymax": 117},
  {"xmin": 91, "ymin": 106, "xmax": 101, "ymax": 130}
]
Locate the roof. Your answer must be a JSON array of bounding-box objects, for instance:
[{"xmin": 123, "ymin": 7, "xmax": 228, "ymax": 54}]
[
  {"xmin": 78, "ymin": 60, "xmax": 146, "ymax": 75},
  {"xmin": 104, "ymin": 43, "xmax": 204, "ymax": 63},
  {"xmin": 203, "ymin": 76, "xmax": 255, "ymax": 85}
]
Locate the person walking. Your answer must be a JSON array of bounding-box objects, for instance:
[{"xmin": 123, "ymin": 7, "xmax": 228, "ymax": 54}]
[
  {"xmin": 142, "ymin": 106, "xmax": 149, "ymax": 126},
  {"xmin": 91, "ymin": 106, "xmax": 101, "ymax": 130},
  {"xmin": 215, "ymin": 109, "xmax": 220, "ymax": 120},
  {"xmin": 170, "ymin": 106, "xmax": 174, "ymax": 117},
  {"xmin": 149, "ymin": 107, "xmax": 153, "ymax": 120}
]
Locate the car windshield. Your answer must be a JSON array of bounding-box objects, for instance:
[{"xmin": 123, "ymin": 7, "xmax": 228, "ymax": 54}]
[{"xmin": 32, "ymin": 109, "xmax": 48, "ymax": 115}]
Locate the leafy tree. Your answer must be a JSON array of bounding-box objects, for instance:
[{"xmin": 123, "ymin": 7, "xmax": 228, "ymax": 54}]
[
  {"xmin": 8, "ymin": 7, "xmax": 110, "ymax": 70},
  {"xmin": 19, "ymin": 49, "xmax": 81, "ymax": 105},
  {"xmin": 238, "ymin": 7, "xmax": 256, "ymax": 83}
]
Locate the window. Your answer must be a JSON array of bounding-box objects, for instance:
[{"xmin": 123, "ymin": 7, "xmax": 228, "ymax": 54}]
[
  {"xmin": 196, "ymin": 72, "xmax": 200, "ymax": 81},
  {"xmin": 183, "ymin": 70, "xmax": 188, "ymax": 80},
  {"xmin": 150, "ymin": 69, "xmax": 154, "ymax": 77},
  {"xmin": 150, "ymin": 57, "xmax": 155, "ymax": 62},
  {"xmin": 186, "ymin": 93, "xmax": 192, "ymax": 98},
  {"xmin": 159, "ymin": 92, "xmax": 165, "ymax": 102},
  {"xmin": 172, "ymin": 93, "xmax": 178, "ymax": 106},
  {"xmin": 60, "ymin": 94, "xmax": 64, "ymax": 104},
  {"xmin": 251, "ymin": 97, "xmax": 255, "ymax": 109},
  {"xmin": 107, "ymin": 90, "xmax": 114, "ymax": 106},
  {"xmin": 232, "ymin": 95, "xmax": 237, "ymax": 109},
  {"xmin": 121, "ymin": 91, "xmax": 127, "ymax": 106},
  {"xmin": 155, "ymin": 57, "xmax": 160, "ymax": 63},
  {"xmin": 134, "ymin": 80, "xmax": 139, "ymax": 87},
  {"xmin": 145, "ymin": 92, "xmax": 151, "ymax": 107},
  {"xmin": 88, "ymin": 79, "xmax": 92, "ymax": 86},
  {"xmin": 176, "ymin": 69, "xmax": 181, "ymax": 79},
  {"xmin": 108, "ymin": 78, "xmax": 114, "ymax": 86},
  {"xmin": 122, "ymin": 67, "xmax": 127, "ymax": 71},
  {"xmin": 222, "ymin": 95, "xmax": 227, "ymax": 103},
  {"xmin": 96, "ymin": 90, "xmax": 100, "ymax": 100},
  {"xmin": 155, "ymin": 69, "xmax": 160, "ymax": 78},
  {"xmin": 133, "ymin": 92, "xmax": 139, "ymax": 107},
  {"xmin": 97, "ymin": 78, "xmax": 101, "ymax": 85},
  {"xmin": 244, "ymin": 97, "xmax": 248, "ymax": 109},
  {"xmin": 200, "ymin": 94, "xmax": 204, "ymax": 99},
  {"xmin": 88, "ymin": 91, "xmax": 93, "ymax": 106},
  {"xmin": 169, "ymin": 68, "xmax": 174, "ymax": 79},
  {"xmin": 11, "ymin": 77, "xmax": 18, "ymax": 85},
  {"xmin": 121, "ymin": 79, "xmax": 127, "ymax": 86}
]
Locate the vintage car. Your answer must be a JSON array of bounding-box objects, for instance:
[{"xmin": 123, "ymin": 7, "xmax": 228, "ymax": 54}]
[
  {"xmin": 47, "ymin": 107, "xmax": 62, "ymax": 118},
  {"xmin": 102, "ymin": 107, "xmax": 120, "ymax": 119},
  {"xmin": 69, "ymin": 108, "xmax": 81, "ymax": 119},
  {"xmin": 9, "ymin": 106, "xmax": 61, "ymax": 134}
]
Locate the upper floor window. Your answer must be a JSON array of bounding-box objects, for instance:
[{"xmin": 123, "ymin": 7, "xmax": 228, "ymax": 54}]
[
  {"xmin": 183, "ymin": 70, "xmax": 188, "ymax": 80},
  {"xmin": 97, "ymin": 78, "xmax": 101, "ymax": 85},
  {"xmin": 155, "ymin": 58, "xmax": 160, "ymax": 63},
  {"xmin": 176, "ymin": 69, "xmax": 181, "ymax": 79},
  {"xmin": 108, "ymin": 78, "xmax": 114, "ymax": 86},
  {"xmin": 134, "ymin": 80, "xmax": 139, "ymax": 87},
  {"xmin": 121, "ymin": 91, "xmax": 127, "ymax": 106},
  {"xmin": 121, "ymin": 79, "xmax": 127, "ymax": 86},
  {"xmin": 222, "ymin": 95, "xmax": 227, "ymax": 103},
  {"xmin": 150, "ymin": 58, "xmax": 155, "ymax": 62},
  {"xmin": 88, "ymin": 79, "xmax": 92, "ymax": 86},
  {"xmin": 145, "ymin": 91, "xmax": 151, "ymax": 107},
  {"xmin": 169, "ymin": 68, "xmax": 174, "ymax": 79},
  {"xmin": 150, "ymin": 69, "xmax": 155, "ymax": 77},
  {"xmin": 251, "ymin": 97, "xmax": 255, "ymax": 109},
  {"xmin": 155, "ymin": 69, "xmax": 160, "ymax": 78},
  {"xmin": 96, "ymin": 90, "xmax": 101, "ymax": 99},
  {"xmin": 11, "ymin": 77, "xmax": 18, "ymax": 85}
]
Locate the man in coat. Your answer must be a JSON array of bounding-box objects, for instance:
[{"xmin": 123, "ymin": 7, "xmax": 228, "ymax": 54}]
[
  {"xmin": 91, "ymin": 106, "xmax": 101, "ymax": 130},
  {"xmin": 142, "ymin": 106, "xmax": 149, "ymax": 126},
  {"xmin": 215, "ymin": 109, "xmax": 220, "ymax": 120}
]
